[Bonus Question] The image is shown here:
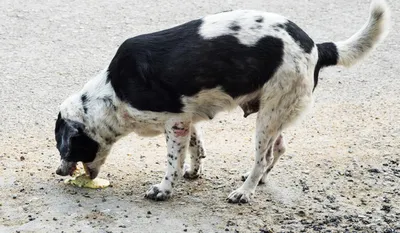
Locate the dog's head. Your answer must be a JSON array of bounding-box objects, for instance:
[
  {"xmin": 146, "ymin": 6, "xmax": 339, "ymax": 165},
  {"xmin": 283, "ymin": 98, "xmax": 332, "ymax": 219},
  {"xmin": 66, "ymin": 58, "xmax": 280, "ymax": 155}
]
[{"xmin": 55, "ymin": 112, "xmax": 101, "ymax": 178}]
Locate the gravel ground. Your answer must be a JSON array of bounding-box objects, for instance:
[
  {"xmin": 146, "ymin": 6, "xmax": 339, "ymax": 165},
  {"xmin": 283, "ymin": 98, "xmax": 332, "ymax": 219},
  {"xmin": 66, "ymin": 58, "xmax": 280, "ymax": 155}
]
[{"xmin": 0, "ymin": 0, "xmax": 399, "ymax": 232}]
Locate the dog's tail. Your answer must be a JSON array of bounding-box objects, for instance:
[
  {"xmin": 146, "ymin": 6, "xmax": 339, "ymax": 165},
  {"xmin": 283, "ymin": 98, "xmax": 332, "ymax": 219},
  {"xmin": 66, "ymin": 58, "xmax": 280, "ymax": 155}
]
[{"xmin": 316, "ymin": 0, "xmax": 390, "ymax": 70}]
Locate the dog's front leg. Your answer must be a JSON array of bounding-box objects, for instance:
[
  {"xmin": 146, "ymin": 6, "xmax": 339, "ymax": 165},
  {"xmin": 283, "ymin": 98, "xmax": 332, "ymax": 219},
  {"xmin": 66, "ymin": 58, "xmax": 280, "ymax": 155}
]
[{"xmin": 145, "ymin": 119, "xmax": 191, "ymax": 201}]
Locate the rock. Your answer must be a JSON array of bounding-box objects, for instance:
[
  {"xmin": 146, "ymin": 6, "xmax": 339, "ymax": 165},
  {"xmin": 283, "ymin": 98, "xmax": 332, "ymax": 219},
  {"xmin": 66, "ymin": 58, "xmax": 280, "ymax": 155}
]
[
  {"xmin": 313, "ymin": 197, "xmax": 323, "ymax": 202},
  {"xmin": 327, "ymin": 195, "xmax": 336, "ymax": 203},
  {"xmin": 259, "ymin": 227, "xmax": 274, "ymax": 233},
  {"xmin": 381, "ymin": 205, "xmax": 391, "ymax": 213},
  {"xmin": 368, "ymin": 168, "xmax": 381, "ymax": 173},
  {"xmin": 297, "ymin": 211, "xmax": 306, "ymax": 217}
]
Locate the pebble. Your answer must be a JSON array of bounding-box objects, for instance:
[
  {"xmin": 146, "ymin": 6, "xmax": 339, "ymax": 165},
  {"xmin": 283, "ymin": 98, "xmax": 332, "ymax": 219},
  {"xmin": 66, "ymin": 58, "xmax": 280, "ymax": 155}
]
[
  {"xmin": 381, "ymin": 205, "xmax": 391, "ymax": 213},
  {"xmin": 368, "ymin": 168, "xmax": 381, "ymax": 173},
  {"xmin": 297, "ymin": 211, "xmax": 306, "ymax": 217}
]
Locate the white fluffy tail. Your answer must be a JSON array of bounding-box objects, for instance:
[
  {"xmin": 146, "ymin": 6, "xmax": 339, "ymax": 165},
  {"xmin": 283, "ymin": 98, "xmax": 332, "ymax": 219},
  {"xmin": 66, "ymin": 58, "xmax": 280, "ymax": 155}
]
[{"xmin": 335, "ymin": 0, "xmax": 390, "ymax": 67}]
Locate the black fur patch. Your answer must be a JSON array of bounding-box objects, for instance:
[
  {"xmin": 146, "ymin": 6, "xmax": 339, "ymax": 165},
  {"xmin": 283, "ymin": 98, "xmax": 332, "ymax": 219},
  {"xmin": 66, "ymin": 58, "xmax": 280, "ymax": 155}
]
[
  {"xmin": 107, "ymin": 19, "xmax": 284, "ymax": 113},
  {"xmin": 314, "ymin": 43, "xmax": 338, "ymax": 90},
  {"xmin": 55, "ymin": 113, "xmax": 99, "ymax": 163},
  {"xmin": 81, "ymin": 94, "xmax": 88, "ymax": 114},
  {"xmin": 279, "ymin": 21, "xmax": 314, "ymax": 54},
  {"xmin": 189, "ymin": 135, "xmax": 197, "ymax": 147},
  {"xmin": 229, "ymin": 22, "xmax": 241, "ymax": 31},
  {"xmin": 240, "ymin": 97, "xmax": 260, "ymax": 118}
]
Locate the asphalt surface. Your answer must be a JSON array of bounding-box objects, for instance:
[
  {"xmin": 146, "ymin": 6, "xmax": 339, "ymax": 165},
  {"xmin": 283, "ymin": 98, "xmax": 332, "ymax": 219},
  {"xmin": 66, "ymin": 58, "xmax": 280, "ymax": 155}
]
[{"xmin": 0, "ymin": 0, "xmax": 399, "ymax": 232}]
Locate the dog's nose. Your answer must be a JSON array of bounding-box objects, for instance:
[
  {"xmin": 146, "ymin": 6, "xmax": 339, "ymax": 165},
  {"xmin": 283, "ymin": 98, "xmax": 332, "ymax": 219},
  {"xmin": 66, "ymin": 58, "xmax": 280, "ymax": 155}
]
[{"xmin": 56, "ymin": 166, "xmax": 67, "ymax": 176}]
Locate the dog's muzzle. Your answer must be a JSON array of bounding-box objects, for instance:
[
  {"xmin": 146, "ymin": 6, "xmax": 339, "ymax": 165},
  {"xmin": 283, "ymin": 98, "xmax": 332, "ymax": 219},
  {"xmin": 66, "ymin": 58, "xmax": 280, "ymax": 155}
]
[{"xmin": 56, "ymin": 160, "xmax": 77, "ymax": 176}]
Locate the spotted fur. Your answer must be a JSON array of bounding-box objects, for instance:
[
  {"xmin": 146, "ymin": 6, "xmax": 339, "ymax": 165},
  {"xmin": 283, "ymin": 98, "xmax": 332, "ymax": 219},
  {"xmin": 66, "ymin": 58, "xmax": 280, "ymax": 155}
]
[{"xmin": 55, "ymin": 0, "xmax": 390, "ymax": 203}]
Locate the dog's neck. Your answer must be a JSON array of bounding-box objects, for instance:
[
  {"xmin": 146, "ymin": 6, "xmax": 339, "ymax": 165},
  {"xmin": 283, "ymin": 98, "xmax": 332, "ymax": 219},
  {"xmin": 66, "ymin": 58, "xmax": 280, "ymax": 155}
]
[
  {"xmin": 60, "ymin": 69, "xmax": 171, "ymax": 147},
  {"xmin": 60, "ymin": 69, "xmax": 126, "ymax": 145}
]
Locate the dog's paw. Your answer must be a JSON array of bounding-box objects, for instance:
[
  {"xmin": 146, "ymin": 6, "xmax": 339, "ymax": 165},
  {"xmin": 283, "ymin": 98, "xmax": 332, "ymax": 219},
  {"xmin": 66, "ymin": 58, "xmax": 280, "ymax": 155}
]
[
  {"xmin": 183, "ymin": 164, "xmax": 201, "ymax": 179},
  {"xmin": 241, "ymin": 172, "xmax": 266, "ymax": 185},
  {"xmin": 145, "ymin": 184, "xmax": 172, "ymax": 201},
  {"xmin": 227, "ymin": 188, "xmax": 253, "ymax": 203}
]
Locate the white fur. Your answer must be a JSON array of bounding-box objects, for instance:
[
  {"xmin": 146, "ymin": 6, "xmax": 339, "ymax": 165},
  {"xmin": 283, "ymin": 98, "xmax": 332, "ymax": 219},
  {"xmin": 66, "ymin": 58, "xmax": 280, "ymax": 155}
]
[
  {"xmin": 335, "ymin": 0, "xmax": 390, "ymax": 67},
  {"xmin": 199, "ymin": 10, "xmax": 287, "ymax": 46}
]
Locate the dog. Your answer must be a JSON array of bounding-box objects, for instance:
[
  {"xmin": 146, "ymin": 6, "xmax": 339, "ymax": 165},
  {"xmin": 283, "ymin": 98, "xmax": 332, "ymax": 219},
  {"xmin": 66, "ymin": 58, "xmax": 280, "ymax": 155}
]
[{"xmin": 55, "ymin": 0, "xmax": 389, "ymax": 203}]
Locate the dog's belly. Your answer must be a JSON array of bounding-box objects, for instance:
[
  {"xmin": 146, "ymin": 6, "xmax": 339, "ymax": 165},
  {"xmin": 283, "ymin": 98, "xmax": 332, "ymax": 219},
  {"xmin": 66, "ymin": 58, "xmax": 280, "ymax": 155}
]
[
  {"xmin": 180, "ymin": 88, "xmax": 261, "ymax": 120},
  {"xmin": 134, "ymin": 125, "xmax": 164, "ymax": 137},
  {"xmin": 130, "ymin": 121, "xmax": 165, "ymax": 137}
]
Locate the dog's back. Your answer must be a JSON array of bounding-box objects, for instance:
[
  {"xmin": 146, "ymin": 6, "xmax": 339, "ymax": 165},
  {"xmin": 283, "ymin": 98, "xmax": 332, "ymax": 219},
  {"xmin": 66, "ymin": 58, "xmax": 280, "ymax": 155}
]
[{"xmin": 107, "ymin": 10, "xmax": 318, "ymax": 119}]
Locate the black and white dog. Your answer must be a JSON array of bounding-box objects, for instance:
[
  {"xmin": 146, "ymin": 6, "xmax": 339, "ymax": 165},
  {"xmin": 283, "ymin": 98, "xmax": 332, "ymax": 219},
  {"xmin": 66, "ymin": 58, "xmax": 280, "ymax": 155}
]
[{"xmin": 55, "ymin": 0, "xmax": 389, "ymax": 203}]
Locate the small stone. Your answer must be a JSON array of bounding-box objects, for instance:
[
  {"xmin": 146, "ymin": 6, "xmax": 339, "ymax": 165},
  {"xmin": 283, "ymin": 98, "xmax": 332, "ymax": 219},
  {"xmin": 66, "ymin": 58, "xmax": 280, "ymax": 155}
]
[
  {"xmin": 53, "ymin": 217, "xmax": 57, "ymax": 221},
  {"xmin": 327, "ymin": 195, "xmax": 336, "ymax": 203},
  {"xmin": 361, "ymin": 199, "xmax": 367, "ymax": 205},
  {"xmin": 82, "ymin": 193, "xmax": 90, "ymax": 198},
  {"xmin": 20, "ymin": 156, "xmax": 25, "ymax": 161},
  {"xmin": 362, "ymin": 219, "xmax": 371, "ymax": 224},
  {"xmin": 147, "ymin": 211, "xmax": 152, "ymax": 215},
  {"xmin": 12, "ymin": 195, "xmax": 17, "ymax": 199},
  {"xmin": 314, "ymin": 197, "xmax": 323, "ymax": 202},
  {"xmin": 368, "ymin": 168, "xmax": 381, "ymax": 173},
  {"xmin": 381, "ymin": 205, "xmax": 391, "ymax": 213},
  {"xmin": 260, "ymin": 227, "xmax": 274, "ymax": 233},
  {"xmin": 226, "ymin": 220, "xmax": 236, "ymax": 227},
  {"xmin": 297, "ymin": 210, "xmax": 306, "ymax": 217},
  {"xmin": 344, "ymin": 170, "xmax": 352, "ymax": 177}
]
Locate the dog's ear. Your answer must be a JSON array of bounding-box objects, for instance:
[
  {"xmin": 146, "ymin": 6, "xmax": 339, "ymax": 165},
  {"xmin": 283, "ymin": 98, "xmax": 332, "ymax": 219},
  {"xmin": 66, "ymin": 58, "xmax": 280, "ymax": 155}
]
[
  {"xmin": 55, "ymin": 113, "xmax": 76, "ymax": 158},
  {"xmin": 55, "ymin": 114, "xmax": 99, "ymax": 163}
]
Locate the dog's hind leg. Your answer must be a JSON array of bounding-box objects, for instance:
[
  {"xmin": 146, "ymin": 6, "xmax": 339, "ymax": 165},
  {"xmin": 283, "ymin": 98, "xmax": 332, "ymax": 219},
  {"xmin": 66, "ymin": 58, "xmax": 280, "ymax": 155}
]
[
  {"xmin": 184, "ymin": 125, "xmax": 205, "ymax": 179},
  {"xmin": 241, "ymin": 133, "xmax": 287, "ymax": 184},
  {"xmin": 261, "ymin": 134, "xmax": 286, "ymax": 182},
  {"xmin": 228, "ymin": 108, "xmax": 282, "ymax": 203},
  {"xmin": 228, "ymin": 79, "xmax": 313, "ymax": 203}
]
